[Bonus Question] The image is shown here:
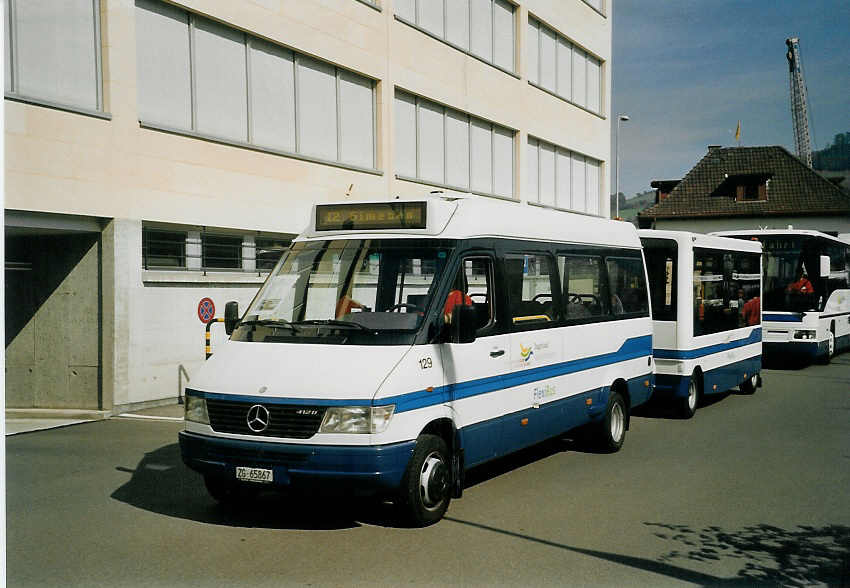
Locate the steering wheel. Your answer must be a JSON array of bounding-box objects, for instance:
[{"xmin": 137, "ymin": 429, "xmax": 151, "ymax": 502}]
[
  {"xmin": 569, "ymin": 294, "xmax": 583, "ymax": 304},
  {"xmin": 385, "ymin": 303, "xmax": 423, "ymax": 313}
]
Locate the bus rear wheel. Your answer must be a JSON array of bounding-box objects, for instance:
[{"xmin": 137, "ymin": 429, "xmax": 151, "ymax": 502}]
[
  {"xmin": 595, "ymin": 391, "xmax": 627, "ymax": 452},
  {"xmin": 397, "ymin": 434, "xmax": 451, "ymax": 527},
  {"xmin": 739, "ymin": 373, "xmax": 758, "ymax": 395},
  {"xmin": 678, "ymin": 378, "xmax": 698, "ymax": 419}
]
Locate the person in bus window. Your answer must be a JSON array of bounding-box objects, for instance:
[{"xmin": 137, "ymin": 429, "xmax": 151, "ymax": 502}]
[
  {"xmin": 786, "ymin": 269, "xmax": 813, "ymax": 295},
  {"xmin": 742, "ymin": 294, "xmax": 760, "ymax": 326},
  {"xmin": 443, "ymin": 270, "xmax": 472, "ymax": 324}
]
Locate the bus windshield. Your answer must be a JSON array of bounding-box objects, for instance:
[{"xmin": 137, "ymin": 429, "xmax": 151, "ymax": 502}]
[
  {"xmin": 762, "ymin": 236, "xmax": 818, "ymax": 312},
  {"xmin": 235, "ymin": 238, "xmax": 453, "ymax": 342}
]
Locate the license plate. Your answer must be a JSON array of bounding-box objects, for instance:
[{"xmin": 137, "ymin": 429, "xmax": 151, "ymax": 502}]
[{"xmin": 236, "ymin": 466, "xmax": 273, "ymax": 483}]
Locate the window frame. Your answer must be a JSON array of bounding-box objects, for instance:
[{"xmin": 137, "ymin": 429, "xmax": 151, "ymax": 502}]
[
  {"xmin": 603, "ymin": 253, "xmax": 650, "ymax": 320},
  {"xmin": 394, "ymin": 0, "xmax": 519, "ymax": 78},
  {"xmin": 394, "ymin": 89, "xmax": 516, "ymax": 200},
  {"xmin": 526, "ymin": 15, "xmax": 606, "ymax": 119},
  {"xmin": 527, "ymin": 135, "xmax": 603, "ymax": 216},
  {"xmin": 4, "ymin": 0, "xmax": 109, "ymax": 119},
  {"xmin": 558, "ymin": 253, "xmax": 608, "ymax": 325},
  {"xmin": 135, "ymin": 1, "xmax": 379, "ymax": 174}
]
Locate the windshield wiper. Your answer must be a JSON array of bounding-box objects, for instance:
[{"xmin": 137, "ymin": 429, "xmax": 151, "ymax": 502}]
[
  {"xmin": 293, "ymin": 319, "xmax": 371, "ymax": 332},
  {"xmin": 240, "ymin": 318, "xmax": 301, "ymax": 333}
]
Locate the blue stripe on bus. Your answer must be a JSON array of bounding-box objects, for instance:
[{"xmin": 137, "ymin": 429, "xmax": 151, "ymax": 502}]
[
  {"xmin": 763, "ymin": 313, "xmax": 803, "ymax": 322},
  {"xmin": 653, "ymin": 328, "xmax": 761, "ymax": 360},
  {"xmin": 387, "ymin": 334, "xmax": 653, "ymax": 413},
  {"xmin": 188, "ymin": 334, "xmax": 653, "ymax": 414}
]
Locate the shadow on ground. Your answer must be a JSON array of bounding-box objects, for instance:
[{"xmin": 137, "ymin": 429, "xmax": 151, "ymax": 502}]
[
  {"xmin": 110, "ymin": 443, "xmax": 401, "ymax": 530},
  {"xmin": 111, "ymin": 434, "xmax": 602, "ymax": 529},
  {"xmin": 633, "ymin": 392, "xmax": 733, "ymax": 420},
  {"xmin": 647, "ymin": 522, "xmax": 850, "ymax": 585}
]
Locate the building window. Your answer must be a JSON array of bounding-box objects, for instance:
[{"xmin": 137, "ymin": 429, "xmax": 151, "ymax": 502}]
[
  {"xmin": 4, "ymin": 0, "xmax": 104, "ymax": 114},
  {"xmin": 202, "ymin": 235, "xmax": 242, "ymax": 270},
  {"xmin": 135, "ymin": 0, "xmax": 377, "ymax": 171},
  {"xmin": 527, "ymin": 17, "xmax": 603, "ymax": 115},
  {"xmin": 582, "ymin": 0, "xmax": 605, "ymax": 15},
  {"xmin": 255, "ymin": 238, "xmax": 291, "ymax": 271},
  {"xmin": 395, "ymin": 90, "xmax": 514, "ymax": 198},
  {"xmin": 395, "ymin": 0, "xmax": 516, "ymax": 74},
  {"xmin": 143, "ymin": 229, "xmax": 187, "ymax": 269},
  {"xmin": 527, "ymin": 136, "xmax": 601, "ymax": 215}
]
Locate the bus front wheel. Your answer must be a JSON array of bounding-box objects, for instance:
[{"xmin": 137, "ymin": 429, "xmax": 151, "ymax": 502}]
[
  {"xmin": 739, "ymin": 373, "xmax": 758, "ymax": 395},
  {"xmin": 397, "ymin": 434, "xmax": 451, "ymax": 527}
]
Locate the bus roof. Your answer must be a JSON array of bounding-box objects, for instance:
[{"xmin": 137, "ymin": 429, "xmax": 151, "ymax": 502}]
[
  {"xmin": 298, "ymin": 195, "xmax": 642, "ymax": 249},
  {"xmin": 638, "ymin": 229, "xmax": 762, "ymax": 253},
  {"xmin": 711, "ymin": 228, "xmax": 848, "ymax": 246}
]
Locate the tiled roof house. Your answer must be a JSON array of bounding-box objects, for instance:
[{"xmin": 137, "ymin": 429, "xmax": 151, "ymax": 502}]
[{"xmin": 638, "ymin": 146, "xmax": 850, "ymax": 238}]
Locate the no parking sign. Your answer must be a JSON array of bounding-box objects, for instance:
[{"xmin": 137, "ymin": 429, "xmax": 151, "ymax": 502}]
[{"xmin": 197, "ymin": 297, "xmax": 216, "ymax": 324}]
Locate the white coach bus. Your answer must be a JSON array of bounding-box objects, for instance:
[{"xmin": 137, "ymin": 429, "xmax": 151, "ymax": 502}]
[
  {"xmin": 180, "ymin": 195, "xmax": 654, "ymax": 526},
  {"xmin": 639, "ymin": 230, "xmax": 762, "ymax": 418},
  {"xmin": 712, "ymin": 229, "xmax": 850, "ymax": 364}
]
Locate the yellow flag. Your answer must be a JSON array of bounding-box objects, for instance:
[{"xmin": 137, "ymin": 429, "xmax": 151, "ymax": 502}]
[{"xmin": 735, "ymin": 120, "xmax": 741, "ymax": 142}]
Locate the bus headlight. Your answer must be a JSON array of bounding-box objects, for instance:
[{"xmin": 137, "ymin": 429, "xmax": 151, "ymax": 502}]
[
  {"xmin": 185, "ymin": 395, "xmax": 210, "ymax": 424},
  {"xmin": 319, "ymin": 405, "xmax": 395, "ymax": 434},
  {"xmin": 793, "ymin": 329, "xmax": 817, "ymax": 340}
]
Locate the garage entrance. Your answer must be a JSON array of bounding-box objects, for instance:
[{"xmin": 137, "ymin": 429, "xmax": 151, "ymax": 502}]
[{"xmin": 5, "ymin": 212, "xmax": 104, "ymax": 410}]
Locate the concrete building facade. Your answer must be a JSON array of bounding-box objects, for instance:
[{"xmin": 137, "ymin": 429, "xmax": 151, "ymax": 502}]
[{"xmin": 5, "ymin": 0, "xmax": 613, "ymax": 413}]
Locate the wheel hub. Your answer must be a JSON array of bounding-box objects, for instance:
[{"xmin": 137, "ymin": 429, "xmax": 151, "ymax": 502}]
[{"xmin": 420, "ymin": 453, "xmax": 448, "ymax": 510}]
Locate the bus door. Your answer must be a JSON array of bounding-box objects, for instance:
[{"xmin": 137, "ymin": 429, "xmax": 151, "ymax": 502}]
[
  {"xmin": 439, "ymin": 255, "xmax": 508, "ymax": 466},
  {"xmin": 504, "ymin": 252, "xmax": 563, "ymax": 450}
]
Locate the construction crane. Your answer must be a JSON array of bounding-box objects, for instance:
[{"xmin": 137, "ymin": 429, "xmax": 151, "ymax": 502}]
[{"xmin": 785, "ymin": 37, "xmax": 813, "ymax": 167}]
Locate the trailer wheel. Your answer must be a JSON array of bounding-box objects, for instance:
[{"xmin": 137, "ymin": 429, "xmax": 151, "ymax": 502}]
[
  {"xmin": 678, "ymin": 377, "xmax": 698, "ymax": 419},
  {"xmin": 820, "ymin": 330, "xmax": 835, "ymax": 364},
  {"xmin": 397, "ymin": 434, "xmax": 451, "ymax": 527}
]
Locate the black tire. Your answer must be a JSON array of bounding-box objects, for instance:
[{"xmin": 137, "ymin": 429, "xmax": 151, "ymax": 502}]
[
  {"xmin": 595, "ymin": 391, "xmax": 627, "ymax": 453},
  {"xmin": 819, "ymin": 330, "xmax": 835, "ymax": 365},
  {"xmin": 739, "ymin": 372, "xmax": 758, "ymax": 395},
  {"xmin": 677, "ymin": 377, "xmax": 699, "ymax": 419},
  {"xmin": 397, "ymin": 434, "xmax": 451, "ymax": 527}
]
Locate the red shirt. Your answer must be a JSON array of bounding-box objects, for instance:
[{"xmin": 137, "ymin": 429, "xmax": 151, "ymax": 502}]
[
  {"xmin": 443, "ymin": 290, "xmax": 472, "ymax": 320},
  {"xmin": 742, "ymin": 297, "xmax": 760, "ymax": 326},
  {"xmin": 786, "ymin": 277, "xmax": 813, "ymax": 294}
]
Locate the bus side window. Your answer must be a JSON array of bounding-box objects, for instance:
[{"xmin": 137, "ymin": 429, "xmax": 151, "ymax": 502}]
[
  {"xmin": 606, "ymin": 256, "xmax": 649, "ymax": 317},
  {"xmin": 443, "ymin": 257, "xmax": 495, "ymax": 333},
  {"xmin": 505, "ymin": 253, "xmax": 558, "ymax": 327},
  {"xmin": 558, "ymin": 254, "xmax": 605, "ymax": 320}
]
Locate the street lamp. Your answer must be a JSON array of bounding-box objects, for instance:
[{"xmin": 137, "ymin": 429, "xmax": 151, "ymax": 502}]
[{"xmin": 615, "ymin": 114, "xmax": 630, "ymax": 219}]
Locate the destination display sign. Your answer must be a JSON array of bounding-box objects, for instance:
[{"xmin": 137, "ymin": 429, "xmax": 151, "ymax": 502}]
[{"xmin": 315, "ymin": 202, "xmax": 427, "ymax": 231}]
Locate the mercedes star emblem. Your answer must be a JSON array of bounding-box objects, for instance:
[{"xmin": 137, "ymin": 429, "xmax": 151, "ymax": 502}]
[{"xmin": 246, "ymin": 404, "xmax": 270, "ymax": 433}]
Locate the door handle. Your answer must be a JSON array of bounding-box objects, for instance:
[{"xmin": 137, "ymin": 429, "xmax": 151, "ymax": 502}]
[{"xmin": 490, "ymin": 349, "xmax": 505, "ymax": 358}]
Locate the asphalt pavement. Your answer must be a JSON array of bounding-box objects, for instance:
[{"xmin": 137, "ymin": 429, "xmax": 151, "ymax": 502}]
[{"xmin": 6, "ymin": 355, "xmax": 850, "ymax": 586}]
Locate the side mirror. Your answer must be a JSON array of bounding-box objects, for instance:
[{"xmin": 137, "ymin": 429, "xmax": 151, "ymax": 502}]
[
  {"xmin": 820, "ymin": 255, "xmax": 831, "ymax": 279},
  {"xmin": 451, "ymin": 304, "xmax": 477, "ymax": 344},
  {"xmin": 224, "ymin": 301, "xmax": 239, "ymax": 335}
]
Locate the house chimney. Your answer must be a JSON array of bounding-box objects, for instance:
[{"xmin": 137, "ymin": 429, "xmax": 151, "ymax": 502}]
[{"xmin": 708, "ymin": 145, "xmax": 721, "ymax": 152}]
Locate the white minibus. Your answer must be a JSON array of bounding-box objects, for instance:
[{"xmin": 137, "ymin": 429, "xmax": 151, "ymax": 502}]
[
  {"xmin": 639, "ymin": 230, "xmax": 762, "ymax": 418},
  {"xmin": 712, "ymin": 229, "xmax": 850, "ymax": 364},
  {"xmin": 180, "ymin": 195, "xmax": 654, "ymax": 526}
]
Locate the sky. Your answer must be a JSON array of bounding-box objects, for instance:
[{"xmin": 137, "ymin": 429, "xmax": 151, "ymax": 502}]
[{"xmin": 611, "ymin": 0, "xmax": 850, "ymax": 199}]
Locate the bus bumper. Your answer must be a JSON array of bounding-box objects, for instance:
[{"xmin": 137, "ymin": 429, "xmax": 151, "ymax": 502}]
[
  {"xmin": 179, "ymin": 431, "xmax": 415, "ymax": 497},
  {"xmin": 763, "ymin": 340, "xmax": 828, "ymax": 360}
]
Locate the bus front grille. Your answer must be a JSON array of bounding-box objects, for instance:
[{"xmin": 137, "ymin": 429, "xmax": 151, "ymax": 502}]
[{"xmin": 206, "ymin": 399, "xmax": 326, "ymax": 439}]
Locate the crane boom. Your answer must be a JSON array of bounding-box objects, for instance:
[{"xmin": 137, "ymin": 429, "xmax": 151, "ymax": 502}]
[{"xmin": 786, "ymin": 37, "xmax": 812, "ymax": 167}]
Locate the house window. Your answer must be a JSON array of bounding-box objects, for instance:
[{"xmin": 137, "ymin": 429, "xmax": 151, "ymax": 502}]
[
  {"xmin": 4, "ymin": 0, "xmax": 104, "ymax": 114},
  {"xmin": 143, "ymin": 229, "xmax": 187, "ymax": 268}
]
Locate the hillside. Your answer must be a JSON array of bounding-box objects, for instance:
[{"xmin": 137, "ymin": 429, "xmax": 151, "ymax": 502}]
[{"xmin": 610, "ymin": 190, "xmax": 655, "ymax": 225}]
